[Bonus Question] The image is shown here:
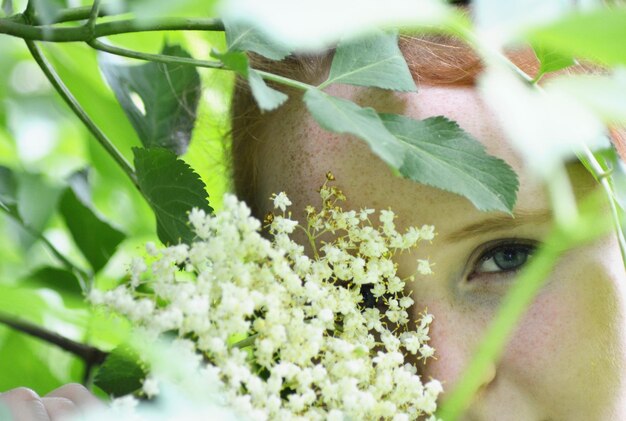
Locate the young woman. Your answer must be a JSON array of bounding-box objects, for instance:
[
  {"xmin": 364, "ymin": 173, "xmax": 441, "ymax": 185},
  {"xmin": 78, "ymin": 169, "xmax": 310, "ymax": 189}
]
[
  {"xmin": 3, "ymin": 34, "xmax": 626, "ymax": 421},
  {"xmin": 230, "ymin": 36, "xmax": 626, "ymax": 419}
]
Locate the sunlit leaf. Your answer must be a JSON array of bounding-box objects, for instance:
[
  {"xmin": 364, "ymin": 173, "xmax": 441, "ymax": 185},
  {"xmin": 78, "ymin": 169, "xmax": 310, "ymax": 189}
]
[
  {"xmin": 99, "ymin": 44, "xmax": 201, "ymax": 156},
  {"xmin": 303, "ymin": 88, "xmax": 405, "ymax": 169},
  {"xmin": 94, "ymin": 345, "xmax": 147, "ymax": 397},
  {"xmin": 211, "ymin": 49, "xmax": 249, "ymax": 77},
  {"xmin": 0, "ymin": 331, "xmax": 65, "ymax": 393},
  {"xmin": 532, "ymin": 42, "xmax": 575, "ymax": 81},
  {"xmin": 474, "ymin": 0, "xmax": 574, "ymax": 46},
  {"xmin": 59, "ymin": 172, "xmax": 125, "ymax": 273},
  {"xmin": 381, "ymin": 114, "xmax": 519, "ymax": 213},
  {"xmin": 545, "ymin": 70, "xmax": 626, "ymax": 123},
  {"xmin": 220, "ymin": 0, "xmax": 457, "ymax": 52},
  {"xmin": 323, "ymin": 30, "xmax": 416, "ymax": 91},
  {"xmin": 480, "ymin": 66, "xmax": 609, "ymax": 176},
  {"xmin": 133, "ymin": 147, "xmax": 212, "ymax": 245},
  {"xmin": 224, "ymin": 19, "xmax": 291, "ymax": 60},
  {"xmin": 528, "ymin": 8, "xmax": 626, "ymax": 66},
  {"xmin": 248, "ymin": 69, "xmax": 288, "ymax": 112}
]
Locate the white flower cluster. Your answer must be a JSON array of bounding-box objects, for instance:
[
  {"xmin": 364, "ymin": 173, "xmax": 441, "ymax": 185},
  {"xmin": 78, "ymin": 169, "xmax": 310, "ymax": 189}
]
[{"xmin": 90, "ymin": 175, "xmax": 441, "ymax": 420}]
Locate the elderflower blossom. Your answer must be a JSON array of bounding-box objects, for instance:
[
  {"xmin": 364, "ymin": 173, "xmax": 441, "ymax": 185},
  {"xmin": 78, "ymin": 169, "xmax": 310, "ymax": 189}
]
[{"xmin": 90, "ymin": 175, "xmax": 441, "ymax": 420}]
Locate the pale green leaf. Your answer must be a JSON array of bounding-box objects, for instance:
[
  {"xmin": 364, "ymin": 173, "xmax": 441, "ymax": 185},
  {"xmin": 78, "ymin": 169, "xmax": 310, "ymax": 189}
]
[
  {"xmin": 303, "ymin": 88, "xmax": 405, "ymax": 169},
  {"xmin": 133, "ymin": 147, "xmax": 212, "ymax": 245},
  {"xmin": 224, "ymin": 19, "xmax": 290, "ymax": 60},
  {"xmin": 528, "ymin": 8, "xmax": 626, "ymax": 66},
  {"xmin": 210, "ymin": 49, "xmax": 249, "ymax": 77},
  {"xmin": 99, "ymin": 44, "xmax": 201, "ymax": 156},
  {"xmin": 545, "ymin": 70, "xmax": 626, "ymax": 123},
  {"xmin": 380, "ymin": 113, "xmax": 519, "ymax": 213},
  {"xmin": 322, "ymin": 31, "xmax": 416, "ymax": 92},
  {"xmin": 532, "ymin": 42, "xmax": 575, "ymax": 81},
  {"xmin": 248, "ymin": 69, "xmax": 288, "ymax": 112}
]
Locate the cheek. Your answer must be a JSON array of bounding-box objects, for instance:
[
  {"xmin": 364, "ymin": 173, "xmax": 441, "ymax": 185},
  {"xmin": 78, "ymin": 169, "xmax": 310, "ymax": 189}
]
[{"xmin": 415, "ymin": 238, "xmax": 626, "ymax": 407}]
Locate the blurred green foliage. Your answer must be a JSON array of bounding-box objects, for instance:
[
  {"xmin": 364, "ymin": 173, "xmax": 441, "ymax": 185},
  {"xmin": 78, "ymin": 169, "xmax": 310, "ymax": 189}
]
[{"xmin": 0, "ymin": 0, "xmax": 230, "ymax": 394}]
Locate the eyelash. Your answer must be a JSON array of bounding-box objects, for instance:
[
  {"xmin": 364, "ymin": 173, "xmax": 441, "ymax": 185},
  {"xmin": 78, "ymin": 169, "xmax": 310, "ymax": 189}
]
[{"xmin": 467, "ymin": 239, "xmax": 537, "ymax": 282}]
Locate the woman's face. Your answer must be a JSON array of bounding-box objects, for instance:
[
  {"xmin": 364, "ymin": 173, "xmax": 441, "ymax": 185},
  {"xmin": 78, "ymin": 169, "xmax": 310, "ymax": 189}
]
[{"xmin": 256, "ymin": 83, "xmax": 626, "ymax": 420}]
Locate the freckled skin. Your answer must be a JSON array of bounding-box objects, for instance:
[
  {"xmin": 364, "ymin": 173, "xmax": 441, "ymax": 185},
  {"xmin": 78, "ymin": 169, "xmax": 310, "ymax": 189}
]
[{"xmin": 257, "ymin": 84, "xmax": 626, "ymax": 420}]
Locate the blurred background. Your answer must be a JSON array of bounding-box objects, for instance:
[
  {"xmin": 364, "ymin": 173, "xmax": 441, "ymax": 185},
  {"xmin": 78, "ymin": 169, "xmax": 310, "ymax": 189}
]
[{"xmin": 0, "ymin": 0, "xmax": 231, "ymax": 394}]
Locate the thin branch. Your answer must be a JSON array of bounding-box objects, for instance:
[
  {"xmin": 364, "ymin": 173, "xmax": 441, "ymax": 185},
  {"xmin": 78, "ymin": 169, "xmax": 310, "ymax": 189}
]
[
  {"xmin": 24, "ymin": 39, "xmax": 139, "ymax": 190},
  {"xmin": 0, "ymin": 15, "xmax": 223, "ymax": 41},
  {"xmin": 86, "ymin": 0, "xmax": 102, "ymax": 33},
  {"xmin": 0, "ymin": 313, "xmax": 108, "ymax": 365},
  {"xmin": 88, "ymin": 38, "xmax": 223, "ymax": 69}
]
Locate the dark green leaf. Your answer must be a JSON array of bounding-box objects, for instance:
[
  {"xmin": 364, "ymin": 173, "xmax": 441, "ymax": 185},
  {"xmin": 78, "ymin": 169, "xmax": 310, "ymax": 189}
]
[
  {"xmin": 323, "ymin": 31, "xmax": 416, "ymax": 92},
  {"xmin": 380, "ymin": 114, "xmax": 519, "ymax": 213},
  {"xmin": 94, "ymin": 346, "xmax": 147, "ymax": 397},
  {"xmin": 211, "ymin": 49, "xmax": 249, "ymax": 77},
  {"xmin": 528, "ymin": 9, "xmax": 626, "ymax": 66},
  {"xmin": 99, "ymin": 44, "xmax": 201, "ymax": 155},
  {"xmin": 0, "ymin": 165, "xmax": 17, "ymax": 206},
  {"xmin": 303, "ymin": 88, "xmax": 405, "ymax": 169},
  {"xmin": 23, "ymin": 267, "xmax": 84, "ymax": 297},
  {"xmin": 532, "ymin": 42, "xmax": 575, "ymax": 81},
  {"xmin": 248, "ymin": 69, "xmax": 288, "ymax": 112},
  {"xmin": 224, "ymin": 19, "xmax": 291, "ymax": 60},
  {"xmin": 133, "ymin": 147, "xmax": 213, "ymax": 245},
  {"xmin": 59, "ymin": 172, "xmax": 126, "ymax": 273}
]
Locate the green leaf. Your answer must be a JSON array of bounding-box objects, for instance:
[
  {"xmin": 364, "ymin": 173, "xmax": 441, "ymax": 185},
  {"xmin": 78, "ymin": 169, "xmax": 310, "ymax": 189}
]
[
  {"xmin": 22, "ymin": 266, "xmax": 84, "ymax": 298},
  {"xmin": 380, "ymin": 114, "xmax": 519, "ymax": 213},
  {"xmin": 303, "ymin": 88, "xmax": 405, "ymax": 169},
  {"xmin": 0, "ymin": 165, "xmax": 17, "ymax": 206},
  {"xmin": 528, "ymin": 9, "xmax": 626, "ymax": 66},
  {"xmin": 59, "ymin": 171, "xmax": 126, "ymax": 273},
  {"xmin": 94, "ymin": 346, "xmax": 147, "ymax": 397},
  {"xmin": 210, "ymin": 49, "xmax": 249, "ymax": 77},
  {"xmin": 224, "ymin": 19, "xmax": 291, "ymax": 60},
  {"xmin": 532, "ymin": 42, "xmax": 575, "ymax": 82},
  {"xmin": 99, "ymin": 44, "xmax": 201, "ymax": 155},
  {"xmin": 248, "ymin": 69, "xmax": 288, "ymax": 112},
  {"xmin": 16, "ymin": 172, "xmax": 61, "ymax": 241},
  {"xmin": 1, "ymin": 0, "xmax": 13, "ymax": 16},
  {"xmin": 322, "ymin": 31, "xmax": 416, "ymax": 92},
  {"xmin": 133, "ymin": 147, "xmax": 213, "ymax": 245}
]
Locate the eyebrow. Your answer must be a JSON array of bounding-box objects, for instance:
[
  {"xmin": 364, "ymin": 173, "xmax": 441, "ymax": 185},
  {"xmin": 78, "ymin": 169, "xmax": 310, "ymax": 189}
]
[{"xmin": 444, "ymin": 210, "xmax": 552, "ymax": 241}]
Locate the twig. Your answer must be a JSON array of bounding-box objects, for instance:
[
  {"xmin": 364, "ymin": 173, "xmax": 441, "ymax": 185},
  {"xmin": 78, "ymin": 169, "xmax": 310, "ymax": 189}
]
[
  {"xmin": 88, "ymin": 39, "xmax": 223, "ymax": 69},
  {"xmin": 24, "ymin": 39, "xmax": 139, "ymax": 190},
  {"xmin": 0, "ymin": 15, "xmax": 223, "ymax": 41},
  {"xmin": 0, "ymin": 313, "xmax": 108, "ymax": 365}
]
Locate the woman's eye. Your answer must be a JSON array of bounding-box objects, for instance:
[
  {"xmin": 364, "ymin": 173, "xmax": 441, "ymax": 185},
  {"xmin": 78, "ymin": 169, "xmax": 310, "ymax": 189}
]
[{"xmin": 471, "ymin": 242, "xmax": 536, "ymax": 278}]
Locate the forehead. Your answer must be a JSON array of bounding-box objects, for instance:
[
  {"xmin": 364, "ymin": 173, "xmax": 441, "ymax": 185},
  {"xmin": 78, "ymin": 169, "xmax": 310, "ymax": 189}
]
[{"xmin": 257, "ymin": 84, "xmax": 543, "ymax": 229}]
